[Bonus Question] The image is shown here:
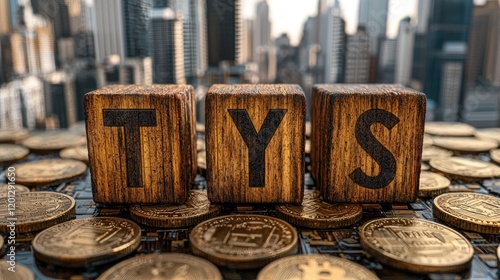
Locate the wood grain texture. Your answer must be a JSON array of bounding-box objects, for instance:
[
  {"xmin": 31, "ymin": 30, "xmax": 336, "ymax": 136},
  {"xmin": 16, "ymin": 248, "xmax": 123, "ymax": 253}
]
[
  {"xmin": 206, "ymin": 84, "xmax": 305, "ymax": 203},
  {"xmin": 85, "ymin": 85, "xmax": 196, "ymax": 204},
  {"xmin": 311, "ymin": 84, "xmax": 426, "ymax": 203}
]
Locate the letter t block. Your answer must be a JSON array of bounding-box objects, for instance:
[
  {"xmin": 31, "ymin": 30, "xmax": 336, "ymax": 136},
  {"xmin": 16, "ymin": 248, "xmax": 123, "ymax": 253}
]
[
  {"xmin": 85, "ymin": 85, "xmax": 196, "ymax": 204},
  {"xmin": 206, "ymin": 84, "xmax": 305, "ymax": 203}
]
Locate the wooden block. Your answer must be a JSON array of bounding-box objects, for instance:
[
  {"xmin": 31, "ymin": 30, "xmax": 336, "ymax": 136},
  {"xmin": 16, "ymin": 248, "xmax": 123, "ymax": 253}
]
[
  {"xmin": 311, "ymin": 84, "xmax": 426, "ymax": 203},
  {"xmin": 85, "ymin": 85, "xmax": 196, "ymax": 204},
  {"xmin": 206, "ymin": 84, "xmax": 305, "ymax": 203}
]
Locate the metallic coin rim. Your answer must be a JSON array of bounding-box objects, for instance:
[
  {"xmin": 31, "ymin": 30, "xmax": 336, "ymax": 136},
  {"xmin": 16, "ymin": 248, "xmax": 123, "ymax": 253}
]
[
  {"xmin": 11, "ymin": 158, "xmax": 87, "ymax": 187},
  {"xmin": 59, "ymin": 146, "xmax": 89, "ymax": 164},
  {"xmin": 0, "ymin": 129, "xmax": 29, "ymax": 143},
  {"xmin": 433, "ymin": 193, "xmax": 500, "ymax": 234},
  {"xmin": 32, "ymin": 217, "xmax": 142, "ymax": 267},
  {"xmin": 22, "ymin": 132, "xmax": 87, "ymax": 152},
  {"xmin": 0, "ymin": 144, "xmax": 30, "ymax": 164},
  {"xmin": 432, "ymin": 137, "xmax": 498, "ymax": 153},
  {"xmin": 418, "ymin": 171, "xmax": 450, "ymax": 197},
  {"xmin": 359, "ymin": 217, "xmax": 473, "ymax": 274},
  {"xmin": 0, "ymin": 184, "xmax": 31, "ymax": 194},
  {"xmin": 490, "ymin": 149, "xmax": 500, "ymax": 165},
  {"xmin": 189, "ymin": 214, "xmax": 298, "ymax": 269},
  {"xmin": 0, "ymin": 191, "xmax": 75, "ymax": 233},
  {"xmin": 97, "ymin": 253, "xmax": 223, "ymax": 280},
  {"xmin": 0, "ymin": 261, "xmax": 34, "ymax": 280},
  {"xmin": 424, "ymin": 122, "xmax": 476, "ymax": 137},
  {"xmin": 421, "ymin": 146, "xmax": 453, "ymax": 162},
  {"xmin": 429, "ymin": 157, "xmax": 500, "ymax": 181}
]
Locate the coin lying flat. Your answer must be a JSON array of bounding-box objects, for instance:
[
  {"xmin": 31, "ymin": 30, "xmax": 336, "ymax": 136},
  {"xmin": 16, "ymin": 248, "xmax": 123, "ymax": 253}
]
[
  {"xmin": 22, "ymin": 131, "xmax": 87, "ymax": 153},
  {"xmin": 421, "ymin": 146, "xmax": 453, "ymax": 161},
  {"xmin": 0, "ymin": 262, "xmax": 34, "ymax": 280},
  {"xmin": 0, "ymin": 144, "xmax": 29, "ymax": 165},
  {"xmin": 305, "ymin": 121, "xmax": 311, "ymax": 138},
  {"xmin": 433, "ymin": 193, "xmax": 500, "ymax": 234},
  {"xmin": 360, "ymin": 218, "xmax": 473, "ymax": 273},
  {"xmin": 257, "ymin": 254, "xmax": 379, "ymax": 280},
  {"xmin": 429, "ymin": 157, "xmax": 500, "ymax": 181},
  {"xmin": 97, "ymin": 253, "xmax": 222, "ymax": 280},
  {"xmin": 59, "ymin": 145, "xmax": 89, "ymax": 164},
  {"xmin": 476, "ymin": 128, "xmax": 500, "ymax": 143},
  {"xmin": 32, "ymin": 217, "xmax": 142, "ymax": 267},
  {"xmin": 130, "ymin": 190, "xmax": 221, "ymax": 228},
  {"xmin": 421, "ymin": 163, "xmax": 430, "ymax": 171},
  {"xmin": 0, "ymin": 129, "xmax": 29, "ymax": 143},
  {"xmin": 197, "ymin": 139, "xmax": 205, "ymax": 151},
  {"xmin": 423, "ymin": 134, "xmax": 433, "ymax": 147},
  {"xmin": 418, "ymin": 171, "xmax": 450, "ymax": 197},
  {"xmin": 490, "ymin": 149, "xmax": 500, "ymax": 165},
  {"xmin": 0, "ymin": 192, "xmax": 75, "ymax": 233},
  {"xmin": 432, "ymin": 137, "xmax": 498, "ymax": 154},
  {"xmin": 275, "ymin": 190, "xmax": 362, "ymax": 229},
  {"xmin": 190, "ymin": 215, "xmax": 298, "ymax": 269},
  {"xmin": 425, "ymin": 122, "xmax": 476, "ymax": 137},
  {"xmin": 0, "ymin": 184, "xmax": 30, "ymax": 195},
  {"xmin": 196, "ymin": 123, "xmax": 205, "ymax": 133},
  {"xmin": 12, "ymin": 158, "xmax": 87, "ymax": 187}
]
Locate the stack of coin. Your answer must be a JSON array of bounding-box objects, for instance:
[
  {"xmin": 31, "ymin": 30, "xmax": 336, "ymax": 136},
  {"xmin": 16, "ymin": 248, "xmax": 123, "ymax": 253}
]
[
  {"xmin": 0, "ymin": 192, "xmax": 75, "ymax": 234},
  {"xmin": 12, "ymin": 158, "xmax": 87, "ymax": 187},
  {"xmin": 0, "ymin": 144, "xmax": 29, "ymax": 165},
  {"xmin": 190, "ymin": 214, "xmax": 298, "ymax": 269},
  {"xmin": 432, "ymin": 137, "xmax": 498, "ymax": 154},
  {"xmin": 476, "ymin": 128, "xmax": 500, "ymax": 143},
  {"xmin": 0, "ymin": 129, "xmax": 29, "ymax": 144},
  {"xmin": 59, "ymin": 145, "xmax": 89, "ymax": 164},
  {"xmin": 98, "ymin": 253, "xmax": 222, "ymax": 280},
  {"xmin": 275, "ymin": 190, "xmax": 362, "ymax": 229},
  {"xmin": 22, "ymin": 131, "xmax": 86, "ymax": 153},
  {"xmin": 0, "ymin": 262, "xmax": 34, "ymax": 280},
  {"xmin": 433, "ymin": 193, "xmax": 500, "ymax": 234},
  {"xmin": 424, "ymin": 122, "xmax": 476, "ymax": 137},
  {"xmin": 418, "ymin": 171, "xmax": 450, "ymax": 197},
  {"xmin": 32, "ymin": 217, "xmax": 142, "ymax": 267},
  {"xmin": 429, "ymin": 157, "xmax": 500, "ymax": 182},
  {"xmin": 0, "ymin": 183, "xmax": 30, "ymax": 195},
  {"xmin": 421, "ymin": 146, "xmax": 453, "ymax": 161},
  {"xmin": 258, "ymin": 254, "xmax": 379, "ymax": 280},
  {"xmin": 130, "ymin": 190, "xmax": 221, "ymax": 228},
  {"xmin": 359, "ymin": 218, "xmax": 473, "ymax": 273}
]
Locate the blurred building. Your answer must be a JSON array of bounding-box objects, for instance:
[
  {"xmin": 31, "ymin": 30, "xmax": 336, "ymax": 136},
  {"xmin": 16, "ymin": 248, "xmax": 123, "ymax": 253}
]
[
  {"xmin": 358, "ymin": 0, "xmax": 389, "ymax": 56},
  {"xmin": 395, "ymin": 17, "xmax": 415, "ymax": 86},
  {"xmin": 377, "ymin": 38, "xmax": 396, "ymax": 83},
  {"xmin": 123, "ymin": 0, "xmax": 151, "ymax": 58},
  {"xmin": 44, "ymin": 71, "xmax": 76, "ymax": 128},
  {"xmin": 92, "ymin": 0, "xmax": 126, "ymax": 63},
  {"xmin": 322, "ymin": 1, "xmax": 345, "ymax": 84},
  {"xmin": 252, "ymin": 0, "xmax": 275, "ymax": 83},
  {"xmin": 0, "ymin": 0, "xmax": 11, "ymax": 35},
  {"xmin": 344, "ymin": 27, "xmax": 370, "ymax": 83}
]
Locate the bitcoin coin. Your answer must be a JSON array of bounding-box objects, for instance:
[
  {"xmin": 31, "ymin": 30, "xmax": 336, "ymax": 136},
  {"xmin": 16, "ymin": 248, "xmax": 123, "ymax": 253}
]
[
  {"xmin": 433, "ymin": 193, "xmax": 500, "ymax": 234},
  {"xmin": 429, "ymin": 157, "xmax": 500, "ymax": 181},
  {"xmin": 257, "ymin": 254, "xmax": 379, "ymax": 280},
  {"xmin": 490, "ymin": 149, "xmax": 500, "ymax": 165},
  {"xmin": 423, "ymin": 134, "xmax": 433, "ymax": 147},
  {"xmin": 418, "ymin": 171, "xmax": 450, "ymax": 197},
  {"xmin": 432, "ymin": 137, "xmax": 498, "ymax": 154},
  {"xmin": 97, "ymin": 253, "xmax": 223, "ymax": 280},
  {"xmin": 130, "ymin": 190, "xmax": 221, "ymax": 228},
  {"xmin": 0, "ymin": 262, "xmax": 34, "ymax": 280},
  {"xmin": 424, "ymin": 122, "xmax": 476, "ymax": 137},
  {"xmin": 190, "ymin": 214, "xmax": 298, "ymax": 269},
  {"xmin": 360, "ymin": 218, "xmax": 473, "ymax": 273},
  {"xmin": 59, "ymin": 145, "xmax": 89, "ymax": 164},
  {"xmin": 12, "ymin": 158, "xmax": 87, "ymax": 187},
  {"xmin": 0, "ymin": 129, "xmax": 29, "ymax": 143},
  {"xmin": 0, "ymin": 192, "xmax": 75, "ymax": 233},
  {"xmin": 476, "ymin": 128, "xmax": 500, "ymax": 143},
  {"xmin": 22, "ymin": 131, "xmax": 86, "ymax": 153},
  {"xmin": 32, "ymin": 217, "xmax": 142, "ymax": 267},
  {"xmin": 275, "ymin": 190, "xmax": 362, "ymax": 229},
  {"xmin": 421, "ymin": 146, "xmax": 453, "ymax": 161},
  {"xmin": 0, "ymin": 144, "xmax": 29, "ymax": 165},
  {"xmin": 0, "ymin": 183, "xmax": 30, "ymax": 195}
]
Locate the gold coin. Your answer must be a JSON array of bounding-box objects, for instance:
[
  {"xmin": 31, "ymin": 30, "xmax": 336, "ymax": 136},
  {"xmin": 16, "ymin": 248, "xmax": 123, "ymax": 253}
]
[
  {"xmin": 197, "ymin": 139, "xmax": 206, "ymax": 151},
  {"xmin": 421, "ymin": 146, "xmax": 453, "ymax": 161},
  {"xmin": 97, "ymin": 253, "xmax": 223, "ymax": 280},
  {"xmin": 275, "ymin": 190, "xmax": 362, "ymax": 229},
  {"xmin": 0, "ymin": 262, "xmax": 34, "ymax": 280},
  {"xmin": 0, "ymin": 183, "xmax": 30, "ymax": 195},
  {"xmin": 12, "ymin": 158, "xmax": 87, "ymax": 187},
  {"xmin": 190, "ymin": 214, "xmax": 298, "ymax": 269},
  {"xmin": 425, "ymin": 122, "xmax": 476, "ymax": 137},
  {"xmin": 257, "ymin": 254, "xmax": 379, "ymax": 280},
  {"xmin": 433, "ymin": 193, "xmax": 500, "ymax": 234},
  {"xmin": 421, "ymin": 163, "xmax": 430, "ymax": 171},
  {"xmin": 429, "ymin": 157, "xmax": 500, "ymax": 181},
  {"xmin": 32, "ymin": 217, "xmax": 142, "ymax": 267},
  {"xmin": 305, "ymin": 121, "xmax": 311, "ymax": 138},
  {"xmin": 22, "ymin": 131, "xmax": 87, "ymax": 153},
  {"xmin": 418, "ymin": 171, "xmax": 450, "ymax": 197},
  {"xmin": 0, "ymin": 129, "xmax": 29, "ymax": 143},
  {"xmin": 196, "ymin": 123, "xmax": 205, "ymax": 133},
  {"xmin": 476, "ymin": 128, "xmax": 500, "ymax": 143},
  {"xmin": 423, "ymin": 134, "xmax": 433, "ymax": 147},
  {"xmin": 490, "ymin": 149, "xmax": 500, "ymax": 165},
  {"xmin": 0, "ymin": 192, "xmax": 75, "ymax": 233},
  {"xmin": 0, "ymin": 144, "xmax": 29, "ymax": 165},
  {"xmin": 130, "ymin": 190, "xmax": 221, "ymax": 228},
  {"xmin": 360, "ymin": 218, "xmax": 473, "ymax": 273},
  {"xmin": 432, "ymin": 137, "xmax": 498, "ymax": 154},
  {"xmin": 59, "ymin": 145, "xmax": 89, "ymax": 164},
  {"xmin": 305, "ymin": 139, "xmax": 311, "ymax": 155},
  {"xmin": 198, "ymin": 151, "xmax": 206, "ymax": 172}
]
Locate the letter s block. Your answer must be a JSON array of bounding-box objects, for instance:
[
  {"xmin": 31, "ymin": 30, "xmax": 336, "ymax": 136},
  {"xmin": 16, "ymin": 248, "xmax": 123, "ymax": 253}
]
[
  {"xmin": 206, "ymin": 85, "xmax": 305, "ymax": 203},
  {"xmin": 85, "ymin": 85, "xmax": 196, "ymax": 204},
  {"xmin": 311, "ymin": 84, "xmax": 426, "ymax": 203}
]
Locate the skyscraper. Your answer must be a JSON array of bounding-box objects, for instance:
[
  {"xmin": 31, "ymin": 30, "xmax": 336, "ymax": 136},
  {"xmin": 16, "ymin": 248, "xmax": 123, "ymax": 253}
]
[
  {"xmin": 252, "ymin": 0, "xmax": 274, "ymax": 82},
  {"xmin": 92, "ymin": 0, "xmax": 125, "ymax": 63},
  {"xmin": 358, "ymin": 0, "xmax": 389, "ymax": 55},
  {"xmin": 344, "ymin": 27, "xmax": 370, "ymax": 83},
  {"xmin": 377, "ymin": 38, "xmax": 396, "ymax": 83},
  {"xmin": 44, "ymin": 71, "xmax": 76, "ymax": 128},
  {"xmin": 395, "ymin": 17, "xmax": 415, "ymax": 86},
  {"xmin": 0, "ymin": 0, "xmax": 11, "ymax": 35},
  {"xmin": 323, "ymin": 1, "xmax": 345, "ymax": 84},
  {"xmin": 123, "ymin": 0, "xmax": 152, "ymax": 58}
]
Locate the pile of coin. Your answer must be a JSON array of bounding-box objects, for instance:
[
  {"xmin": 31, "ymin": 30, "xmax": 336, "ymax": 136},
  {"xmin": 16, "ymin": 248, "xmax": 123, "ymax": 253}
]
[
  {"xmin": 22, "ymin": 130, "xmax": 86, "ymax": 153},
  {"xmin": 12, "ymin": 158, "xmax": 87, "ymax": 187}
]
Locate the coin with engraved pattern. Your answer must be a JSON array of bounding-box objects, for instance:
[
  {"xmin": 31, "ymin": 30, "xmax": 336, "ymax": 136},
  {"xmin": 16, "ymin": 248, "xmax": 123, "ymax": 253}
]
[
  {"xmin": 0, "ymin": 129, "xmax": 29, "ymax": 143},
  {"xmin": 275, "ymin": 190, "xmax": 362, "ymax": 229},
  {"xmin": 424, "ymin": 122, "xmax": 476, "ymax": 137},
  {"xmin": 429, "ymin": 157, "xmax": 500, "ymax": 181},
  {"xmin": 32, "ymin": 217, "xmax": 142, "ymax": 267},
  {"xmin": 359, "ymin": 218, "xmax": 473, "ymax": 273},
  {"xmin": 418, "ymin": 171, "xmax": 450, "ymax": 197},
  {"xmin": 490, "ymin": 149, "xmax": 500, "ymax": 165},
  {"xmin": 22, "ymin": 131, "xmax": 87, "ymax": 153},
  {"xmin": 257, "ymin": 254, "xmax": 379, "ymax": 280},
  {"xmin": 97, "ymin": 253, "xmax": 223, "ymax": 280},
  {"xmin": 130, "ymin": 190, "xmax": 221, "ymax": 228},
  {"xmin": 433, "ymin": 193, "xmax": 500, "ymax": 234},
  {"xmin": 0, "ymin": 192, "xmax": 75, "ymax": 233},
  {"xmin": 0, "ymin": 144, "xmax": 29, "ymax": 165},
  {"xmin": 421, "ymin": 146, "xmax": 453, "ymax": 161},
  {"xmin": 0, "ymin": 262, "xmax": 34, "ymax": 280},
  {"xmin": 190, "ymin": 214, "xmax": 298, "ymax": 269},
  {"xmin": 432, "ymin": 137, "xmax": 498, "ymax": 154},
  {"xmin": 0, "ymin": 184, "xmax": 30, "ymax": 195},
  {"xmin": 476, "ymin": 128, "xmax": 500, "ymax": 143},
  {"xmin": 12, "ymin": 158, "xmax": 87, "ymax": 187},
  {"xmin": 59, "ymin": 145, "xmax": 89, "ymax": 164}
]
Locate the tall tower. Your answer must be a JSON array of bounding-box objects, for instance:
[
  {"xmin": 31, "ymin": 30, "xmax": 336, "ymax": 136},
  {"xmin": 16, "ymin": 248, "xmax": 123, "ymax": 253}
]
[
  {"xmin": 395, "ymin": 17, "xmax": 415, "ymax": 86},
  {"xmin": 253, "ymin": 0, "xmax": 273, "ymax": 82},
  {"xmin": 344, "ymin": 27, "xmax": 370, "ymax": 83},
  {"xmin": 92, "ymin": 0, "xmax": 125, "ymax": 63},
  {"xmin": 323, "ymin": 0, "xmax": 345, "ymax": 84},
  {"xmin": 123, "ymin": 0, "xmax": 152, "ymax": 58},
  {"xmin": 358, "ymin": 0, "xmax": 389, "ymax": 55}
]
